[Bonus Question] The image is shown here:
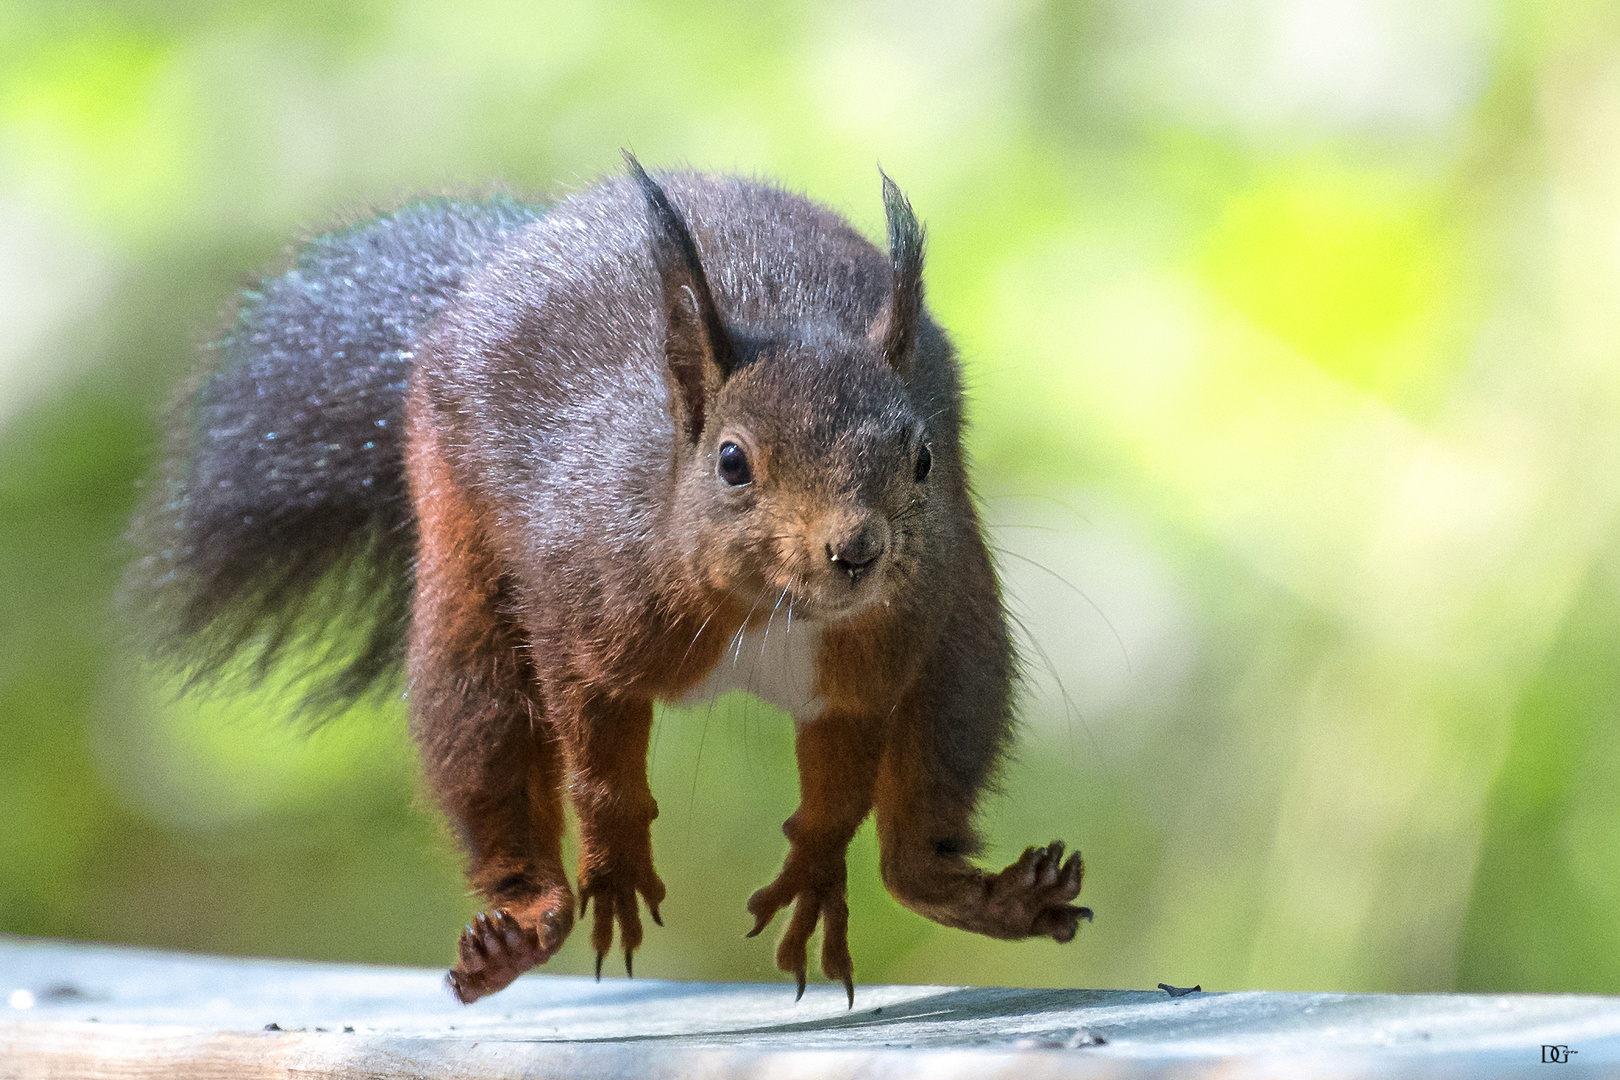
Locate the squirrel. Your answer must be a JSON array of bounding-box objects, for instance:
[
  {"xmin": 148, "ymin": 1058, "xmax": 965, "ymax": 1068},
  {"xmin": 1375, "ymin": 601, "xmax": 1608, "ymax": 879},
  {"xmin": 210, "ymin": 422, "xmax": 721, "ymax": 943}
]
[{"xmin": 130, "ymin": 154, "xmax": 1090, "ymax": 1006}]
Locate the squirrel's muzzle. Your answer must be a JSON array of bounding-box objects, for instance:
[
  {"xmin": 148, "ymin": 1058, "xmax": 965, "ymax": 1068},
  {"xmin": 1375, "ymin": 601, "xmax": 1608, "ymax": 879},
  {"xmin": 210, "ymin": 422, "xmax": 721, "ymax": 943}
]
[{"xmin": 825, "ymin": 515, "xmax": 890, "ymax": 581}]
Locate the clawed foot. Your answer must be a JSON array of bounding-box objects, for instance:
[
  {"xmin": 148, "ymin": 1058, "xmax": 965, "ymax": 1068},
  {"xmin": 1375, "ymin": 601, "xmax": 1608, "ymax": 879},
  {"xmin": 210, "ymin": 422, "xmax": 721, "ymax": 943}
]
[
  {"xmin": 980, "ymin": 841, "xmax": 1090, "ymax": 941},
  {"xmin": 578, "ymin": 861, "xmax": 666, "ymax": 980},
  {"xmin": 747, "ymin": 857, "xmax": 854, "ymax": 1006},
  {"xmin": 446, "ymin": 905, "xmax": 569, "ymax": 1004}
]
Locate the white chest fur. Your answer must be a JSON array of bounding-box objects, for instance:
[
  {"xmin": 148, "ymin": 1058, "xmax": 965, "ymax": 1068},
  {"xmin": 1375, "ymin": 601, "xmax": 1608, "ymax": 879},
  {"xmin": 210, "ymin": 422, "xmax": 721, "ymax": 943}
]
[{"xmin": 671, "ymin": 619, "xmax": 826, "ymax": 724}]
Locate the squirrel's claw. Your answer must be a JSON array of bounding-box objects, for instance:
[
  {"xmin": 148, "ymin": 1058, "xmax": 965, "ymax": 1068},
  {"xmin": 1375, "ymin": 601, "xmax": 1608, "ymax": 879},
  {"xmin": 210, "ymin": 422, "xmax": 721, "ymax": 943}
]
[
  {"xmin": 447, "ymin": 904, "xmax": 561, "ymax": 1005},
  {"xmin": 819, "ymin": 891, "xmax": 854, "ymax": 1005},
  {"xmin": 577, "ymin": 860, "xmax": 664, "ymax": 981},
  {"xmin": 751, "ymin": 857, "xmax": 858, "ymax": 1004},
  {"xmin": 976, "ymin": 841, "xmax": 1091, "ymax": 943}
]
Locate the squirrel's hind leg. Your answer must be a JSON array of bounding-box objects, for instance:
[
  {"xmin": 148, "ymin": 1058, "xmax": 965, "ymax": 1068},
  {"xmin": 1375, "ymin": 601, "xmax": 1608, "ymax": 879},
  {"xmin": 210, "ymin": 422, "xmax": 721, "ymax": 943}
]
[
  {"xmin": 873, "ymin": 535, "xmax": 1090, "ymax": 946},
  {"xmin": 406, "ymin": 401, "xmax": 574, "ymax": 1004},
  {"xmin": 873, "ymin": 647, "xmax": 1091, "ymax": 946}
]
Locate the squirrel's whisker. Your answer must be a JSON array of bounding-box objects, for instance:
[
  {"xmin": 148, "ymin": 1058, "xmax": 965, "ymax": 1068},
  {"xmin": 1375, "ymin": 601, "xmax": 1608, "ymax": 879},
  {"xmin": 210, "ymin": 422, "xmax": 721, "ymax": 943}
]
[
  {"xmin": 758, "ymin": 587, "xmax": 789, "ymax": 664},
  {"xmin": 678, "ymin": 592, "xmax": 729, "ymax": 675},
  {"xmin": 729, "ymin": 583, "xmax": 772, "ymax": 668},
  {"xmin": 992, "ymin": 545, "xmax": 1131, "ymax": 675}
]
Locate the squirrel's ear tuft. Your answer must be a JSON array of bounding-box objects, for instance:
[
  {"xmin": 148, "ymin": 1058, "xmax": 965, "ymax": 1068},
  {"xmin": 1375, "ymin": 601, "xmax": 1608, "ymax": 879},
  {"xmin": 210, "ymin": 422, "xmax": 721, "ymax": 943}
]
[
  {"xmin": 624, "ymin": 150, "xmax": 736, "ymax": 441},
  {"xmin": 872, "ymin": 169, "xmax": 925, "ymax": 378}
]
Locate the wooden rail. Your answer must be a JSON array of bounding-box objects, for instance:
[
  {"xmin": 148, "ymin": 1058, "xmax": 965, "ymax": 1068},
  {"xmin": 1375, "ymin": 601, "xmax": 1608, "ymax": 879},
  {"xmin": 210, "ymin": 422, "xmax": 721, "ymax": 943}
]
[{"xmin": 2, "ymin": 935, "xmax": 1616, "ymax": 1077}]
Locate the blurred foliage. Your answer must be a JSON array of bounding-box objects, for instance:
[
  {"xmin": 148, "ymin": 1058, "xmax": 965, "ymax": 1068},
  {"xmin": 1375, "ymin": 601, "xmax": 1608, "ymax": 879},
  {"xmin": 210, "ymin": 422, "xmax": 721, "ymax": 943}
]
[{"xmin": 4, "ymin": 0, "xmax": 1620, "ymax": 996}]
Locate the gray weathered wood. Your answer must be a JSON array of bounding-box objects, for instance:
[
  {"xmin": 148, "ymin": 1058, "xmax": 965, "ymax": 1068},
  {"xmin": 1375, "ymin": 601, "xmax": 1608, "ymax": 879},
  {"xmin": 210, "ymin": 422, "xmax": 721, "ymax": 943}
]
[{"xmin": 2, "ymin": 935, "xmax": 1616, "ymax": 1078}]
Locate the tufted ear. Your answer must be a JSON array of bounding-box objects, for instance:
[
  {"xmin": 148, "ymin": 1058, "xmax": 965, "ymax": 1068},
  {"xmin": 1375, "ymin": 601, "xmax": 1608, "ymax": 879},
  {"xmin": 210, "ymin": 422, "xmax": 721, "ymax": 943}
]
[
  {"xmin": 625, "ymin": 150, "xmax": 736, "ymax": 441},
  {"xmin": 870, "ymin": 169, "xmax": 926, "ymax": 378}
]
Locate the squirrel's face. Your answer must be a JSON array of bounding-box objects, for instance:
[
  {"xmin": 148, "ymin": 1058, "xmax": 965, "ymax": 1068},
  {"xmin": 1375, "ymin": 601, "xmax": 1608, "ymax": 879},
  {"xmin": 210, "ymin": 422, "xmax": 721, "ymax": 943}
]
[
  {"xmin": 629, "ymin": 157, "xmax": 939, "ymax": 624},
  {"xmin": 676, "ymin": 338, "xmax": 934, "ymax": 624}
]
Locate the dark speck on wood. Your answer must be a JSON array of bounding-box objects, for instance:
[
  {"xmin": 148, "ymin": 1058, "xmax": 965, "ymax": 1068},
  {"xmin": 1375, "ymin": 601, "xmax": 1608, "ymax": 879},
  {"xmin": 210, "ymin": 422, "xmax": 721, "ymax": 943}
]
[{"xmin": 1159, "ymin": 983, "xmax": 1202, "ymax": 997}]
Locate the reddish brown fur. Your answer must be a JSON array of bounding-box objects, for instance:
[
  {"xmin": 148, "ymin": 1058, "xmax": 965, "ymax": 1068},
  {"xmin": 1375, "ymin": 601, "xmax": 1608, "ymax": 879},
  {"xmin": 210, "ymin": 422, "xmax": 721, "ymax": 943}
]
[{"xmin": 398, "ymin": 164, "xmax": 1087, "ymax": 1004}]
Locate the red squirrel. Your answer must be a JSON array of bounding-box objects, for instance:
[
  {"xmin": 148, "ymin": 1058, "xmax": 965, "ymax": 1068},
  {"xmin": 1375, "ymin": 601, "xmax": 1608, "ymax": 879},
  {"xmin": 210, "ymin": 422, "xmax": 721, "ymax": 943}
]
[{"xmin": 131, "ymin": 155, "xmax": 1089, "ymax": 1005}]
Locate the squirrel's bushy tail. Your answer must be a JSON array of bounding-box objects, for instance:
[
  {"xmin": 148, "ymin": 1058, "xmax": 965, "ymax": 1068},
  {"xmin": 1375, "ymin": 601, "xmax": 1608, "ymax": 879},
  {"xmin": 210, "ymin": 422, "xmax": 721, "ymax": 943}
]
[{"xmin": 129, "ymin": 195, "xmax": 544, "ymax": 714}]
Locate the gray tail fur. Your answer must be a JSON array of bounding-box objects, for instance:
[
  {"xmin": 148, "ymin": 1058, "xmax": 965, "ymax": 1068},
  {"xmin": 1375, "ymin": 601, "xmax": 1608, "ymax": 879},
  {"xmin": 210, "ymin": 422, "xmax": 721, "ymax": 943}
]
[{"xmin": 128, "ymin": 195, "xmax": 544, "ymax": 715}]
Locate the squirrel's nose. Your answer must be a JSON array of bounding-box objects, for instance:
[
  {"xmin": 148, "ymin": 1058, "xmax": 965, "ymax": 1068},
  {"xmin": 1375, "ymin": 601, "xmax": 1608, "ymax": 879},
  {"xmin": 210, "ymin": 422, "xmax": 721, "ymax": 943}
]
[{"xmin": 826, "ymin": 518, "xmax": 888, "ymax": 579}]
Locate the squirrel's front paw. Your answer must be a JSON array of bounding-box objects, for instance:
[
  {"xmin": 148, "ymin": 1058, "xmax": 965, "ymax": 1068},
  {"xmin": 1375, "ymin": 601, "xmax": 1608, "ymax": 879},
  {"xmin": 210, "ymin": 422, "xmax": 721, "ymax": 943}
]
[
  {"xmin": 747, "ymin": 857, "xmax": 855, "ymax": 1005},
  {"xmin": 446, "ymin": 901, "xmax": 571, "ymax": 1004},
  {"xmin": 979, "ymin": 841, "xmax": 1091, "ymax": 942},
  {"xmin": 577, "ymin": 856, "xmax": 666, "ymax": 979}
]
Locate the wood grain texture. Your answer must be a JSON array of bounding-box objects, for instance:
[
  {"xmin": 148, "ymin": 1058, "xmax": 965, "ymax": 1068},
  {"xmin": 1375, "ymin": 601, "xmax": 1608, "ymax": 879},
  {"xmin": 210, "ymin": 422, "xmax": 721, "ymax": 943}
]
[{"xmin": 5, "ymin": 937, "xmax": 1620, "ymax": 1079}]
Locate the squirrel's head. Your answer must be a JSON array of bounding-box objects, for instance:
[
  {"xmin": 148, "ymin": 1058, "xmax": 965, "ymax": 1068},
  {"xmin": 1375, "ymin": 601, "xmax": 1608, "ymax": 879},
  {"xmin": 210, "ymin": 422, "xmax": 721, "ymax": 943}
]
[{"xmin": 628, "ymin": 155, "xmax": 938, "ymax": 623}]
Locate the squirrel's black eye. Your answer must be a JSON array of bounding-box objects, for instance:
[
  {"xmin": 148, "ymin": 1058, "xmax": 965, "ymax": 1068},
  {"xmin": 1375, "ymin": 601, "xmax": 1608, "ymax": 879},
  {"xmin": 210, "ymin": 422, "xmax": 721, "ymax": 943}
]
[
  {"xmin": 914, "ymin": 442, "xmax": 932, "ymax": 483},
  {"xmin": 718, "ymin": 441, "xmax": 752, "ymax": 486}
]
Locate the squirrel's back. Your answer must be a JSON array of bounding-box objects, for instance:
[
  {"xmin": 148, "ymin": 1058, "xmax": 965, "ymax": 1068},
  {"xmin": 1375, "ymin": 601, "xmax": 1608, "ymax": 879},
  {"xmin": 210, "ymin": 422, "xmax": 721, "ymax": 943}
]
[
  {"xmin": 419, "ymin": 174, "xmax": 924, "ymax": 557},
  {"xmin": 130, "ymin": 195, "xmax": 544, "ymax": 708}
]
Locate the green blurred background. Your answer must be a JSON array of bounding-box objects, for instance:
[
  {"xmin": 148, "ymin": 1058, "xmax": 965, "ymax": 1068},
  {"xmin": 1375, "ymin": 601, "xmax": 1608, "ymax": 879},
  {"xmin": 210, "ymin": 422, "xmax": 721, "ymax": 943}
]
[{"xmin": 4, "ymin": 0, "xmax": 1620, "ymax": 996}]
